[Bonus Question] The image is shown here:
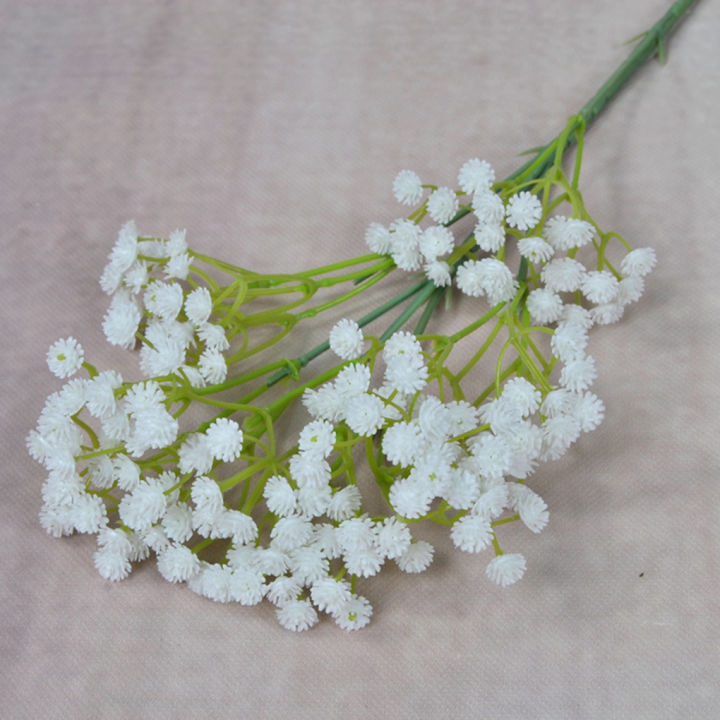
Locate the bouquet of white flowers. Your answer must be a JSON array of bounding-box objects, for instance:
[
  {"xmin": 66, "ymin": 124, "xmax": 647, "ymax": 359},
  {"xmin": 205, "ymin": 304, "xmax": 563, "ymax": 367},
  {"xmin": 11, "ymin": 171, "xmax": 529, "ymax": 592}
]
[{"xmin": 28, "ymin": 1, "xmax": 695, "ymax": 631}]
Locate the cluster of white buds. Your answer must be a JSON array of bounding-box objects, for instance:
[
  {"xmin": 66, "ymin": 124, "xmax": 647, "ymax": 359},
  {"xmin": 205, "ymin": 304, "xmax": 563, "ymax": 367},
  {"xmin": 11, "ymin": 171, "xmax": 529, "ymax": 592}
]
[{"xmin": 28, "ymin": 146, "xmax": 656, "ymax": 631}]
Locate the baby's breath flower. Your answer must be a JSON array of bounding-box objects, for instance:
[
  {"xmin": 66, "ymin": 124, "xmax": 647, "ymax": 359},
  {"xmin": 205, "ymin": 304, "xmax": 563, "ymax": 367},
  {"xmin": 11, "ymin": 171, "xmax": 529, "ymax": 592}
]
[
  {"xmin": 506, "ymin": 191, "xmax": 542, "ymax": 231},
  {"xmin": 517, "ymin": 235, "xmax": 554, "ymax": 263},
  {"xmin": 544, "ymin": 215, "xmax": 595, "ymax": 250},
  {"xmin": 28, "ymin": 17, "xmax": 670, "ymax": 630},
  {"xmin": 374, "ymin": 517, "xmax": 412, "ymax": 560},
  {"xmin": 486, "ymin": 553, "xmax": 526, "ymax": 586},
  {"xmin": 334, "ymin": 363, "xmax": 371, "ymax": 398},
  {"xmin": 590, "ymin": 302, "xmax": 625, "ymax": 325},
  {"xmin": 426, "ymin": 186, "xmax": 458, "ymax": 224},
  {"xmin": 365, "ymin": 222, "xmax": 393, "ymax": 254},
  {"xmin": 450, "ymin": 515, "xmax": 493, "ymax": 553},
  {"xmin": 298, "ymin": 419, "xmax": 336, "ymax": 457},
  {"xmin": 344, "ymin": 393, "xmax": 386, "ymax": 437},
  {"xmin": 275, "ymin": 599, "xmax": 318, "ymax": 632},
  {"xmin": 296, "ymin": 484, "xmax": 331, "ymax": 518},
  {"xmin": 143, "ymin": 281, "xmax": 184, "ymax": 321},
  {"xmin": 383, "ymin": 354, "xmax": 428, "ymax": 395},
  {"xmin": 392, "ymin": 169, "xmax": 423, "ymax": 206},
  {"xmin": 329, "ymin": 318, "xmax": 364, "ymax": 360},
  {"xmin": 167, "ymin": 228, "xmax": 188, "ymax": 257},
  {"xmin": 541, "ymin": 257, "xmax": 587, "ymax": 293},
  {"xmin": 621, "ymin": 247, "xmax": 657, "ymax": 277},
  {"xmin": 333, "ymin": 594, "xmax": 373, "ymax": 631},
  {"xmin": 424, "ymin": 259, "xmax": 452, "ymax": 287},
  {"xmin": 526, "ymin": 287, "xmax": 564, "ymax": 324},
  {"xmin": 302, "ymin": 384, "xmax": 344, "ymax": 422},
  {"xmin": 165, "ymin": 252, "xmax": 191, "ymax": 280},
  {"xmin": 551, "ymin": 322, "xmax": 588, "ymax": 362},
  {"xmin": 178, "ymin": 433, "xmax": 214, "ymax": 475},
  {"xmin": 263, "ymin": 475, "xmax": 297, "ymax": 517},
  {"xmin": 46, "ymin": 337, "xmax": 84, "ymax": 379},
  {"xmin": 419, "ymin": 225, "xmax": 454, "ymax": 261},
  {"xmin": 571, "ymin": 391, "xmax": 605, "ymax": 432},
  {"xmin": 559, "ymin": 355, "xmax": 597, "ymax": 393},
  {"xmin": 456, "ymin": 258, "xmax": 516, "ymax": 305},
  {"xmin": 102, "ymin": 290, "xmax": 142, "ymax": 348},
  {"xmin": 310, "ymin": 577, "xmax": 353, "ymax": 614},
  {"xmin": 389, "ymin": 476, "xmax": 434, "ymax": 519},
  {"xmin": 157, "ymin": 543, "xmax": 200, "ymax": 583},
  {"xmin": 270, "ymin": 515, "xmax": 314, "ymax": 552},
  {"xmin": 184, "ymin": 286, "xmax": 213, "ymax": 326},
  {"xmin": 473, "ymin": 222, "xmax": 506, "ymax": 253},
  {"xmin": 162, "ymin": 502, "xmax": 194, "ymax": 543},
  {"xmin": 617, "ymin": 275, "xmax": 645, "ymax": 305},
  {"xmin": 289, "ymin": 452, "xmax": 330, "ymax": 488},
  {"xmin": 198, "ymin": 347, "xmax": 227, "ymax": 384},
  {"xmin": 326, "ymin": 485, "xmax": 362, "ymax": 521},
  {"xmin": 205, "ymin": 418, "xmax": 244, "ymax": 462},
  {"xmin": 395, "ymin": 540, "xmax": 434, "ymax": 573},
  {"xmin": 459, "ymin": 158, "xmax": 495, "ymax": 195},
  {"xmin": 266, "ymin": 576, "xmax": 302, "ymax": 607},
  {"xmin": 389, "ymin": 219, "xmax": 422, "ymax": 268},
  {"xmin": 581, "ymin": 270, "xmax": 619, "ymax": 304}
]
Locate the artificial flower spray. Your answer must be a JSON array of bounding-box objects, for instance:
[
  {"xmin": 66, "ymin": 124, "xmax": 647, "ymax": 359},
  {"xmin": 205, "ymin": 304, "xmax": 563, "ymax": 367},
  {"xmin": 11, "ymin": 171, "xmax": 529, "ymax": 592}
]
[{"xmin": 30, "ymin": 1, "xmax": 696, "ymax": 630}]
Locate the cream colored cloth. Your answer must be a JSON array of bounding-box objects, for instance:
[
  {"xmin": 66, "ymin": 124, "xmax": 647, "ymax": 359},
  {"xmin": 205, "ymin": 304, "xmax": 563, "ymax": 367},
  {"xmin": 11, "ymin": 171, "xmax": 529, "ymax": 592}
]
[{"xmin": 2, "ymin": 1, "xmax": 719, "ymax": 717}]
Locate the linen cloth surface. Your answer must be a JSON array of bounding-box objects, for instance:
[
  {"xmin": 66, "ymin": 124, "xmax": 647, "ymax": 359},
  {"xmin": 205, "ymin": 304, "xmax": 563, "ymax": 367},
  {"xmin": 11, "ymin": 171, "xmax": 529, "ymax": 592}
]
[{"xmin": 1, "ymin": 1, "xmax": 718, "ymax": 718}]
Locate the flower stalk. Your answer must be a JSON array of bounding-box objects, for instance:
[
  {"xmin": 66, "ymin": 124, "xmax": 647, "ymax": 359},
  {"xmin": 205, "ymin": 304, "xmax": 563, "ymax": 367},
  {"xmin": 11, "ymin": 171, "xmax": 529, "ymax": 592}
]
[{"xmin": 28, "ymin": 1, "xmax": 697, "ymax": 632}]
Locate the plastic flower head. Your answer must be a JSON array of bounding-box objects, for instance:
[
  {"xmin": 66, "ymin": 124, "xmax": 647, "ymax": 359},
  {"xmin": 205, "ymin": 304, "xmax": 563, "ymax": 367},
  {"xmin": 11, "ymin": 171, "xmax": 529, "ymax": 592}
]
[
  {"xmin": 333, "ymin": 594, "xmax": 373, "ymax": 631},
  {"xmin": 426, "ymin": 186, "xmax": 458, "ymax": 224},
  {"xmin": 329, "ymin": 318, "xmax": 364, "ymax": 360},
  {"xmin": 424, "ymin": 259, "xmax": 452, "ymax": 287},
  {"xmin": 143, "ymin": 281, "xmax": 184, "ymax": 321},
  {"xmin": 458, "ymin": 158, "xmax": 495, "ymax": 195},
  {"xmin": 544, "ymin": 215, "xmax": 595, "ymax": 251},
  {"xmin": 395, "ymin": 540, "xmax": 434, "ymax": 573},
  {"xmin": 472, "ymin": 190, "xmax": 505, "ymax": 226},
  {"xmin": 198, "ymin": 347, "xmax": 227, "ymax": 384},
  {"xmin": 263, "ymin": 475, "xmax": 297, "ymax": 517},
  {"xmin": 102, "ymin": 290, "xmax": 142, "ymax": 348},
  {"xmin": 419, "ymin": 225, "xmax": 454, "ymax": 261},
  {"xmin": 526, "ymin": 288, "xmax": 563, "ymax": 324},
  {"xmin": 310, "ymin": 577, "xmax": 353, "ymax": 614},
  {"xmin": 392, "ymin": 169, "xmax": 423, "ymax": 206},
  {"xmin": 559, "ymin": 355, "xmax": 597, "ymax": 393},
  {"xmin": 365, "ymin": 222, "xmax": 393, "ymax": 255},
  {"xmin": 184, "ymin": 286, "xmax": 213, "ymax": 326},
  {"xmin": 517, "ymin": 235, "xmax": 554, "ymax": 264},
  {"xmin": 486, "ymin": 553, "xmax": 526, "ymax": 586},
  {"xmin": 451, "ymin": 515, "xmax": 493, "ymax": 553},
  {"xmin": 581, "ymin": 270, "xmax": 619, "ymax": 304},
  {"xmin": 456, "ymin": 258, "xmax": 516, "ymax": 305},
  {"xmin": 389, "ymin": 219, "xmax": 423, "ymax": 271},
  {"xmin": 275, "ymin": 598, "xmax": 319, "ymax": 632},
  {"xmin": 473, "ymin": 222, "xmax": 506, "ymax": 253},
  {"xmin": 107, "ymin": 220, "xmax": 139, "ymax": 275},
  {"xmin": 541, "ymin": 257, "xmax": 587, "ymax": 293},
  {"xmin": 298, "ymin": 419, "xmax": 336, "ymax": 457},
  {"xmin": 46, "ymin": 337, "xmax": 84, "ymax": 379},
  {"xmin": 205, "ymin": 418, "xmax": 244, "ymax": 462},
  {"xmin": 621, "ymin": 247, "xmax": 657, "ymax": 277},
  {"xmin": 506, "ymin": 191, "xmax": 542, "ymax": 231}
]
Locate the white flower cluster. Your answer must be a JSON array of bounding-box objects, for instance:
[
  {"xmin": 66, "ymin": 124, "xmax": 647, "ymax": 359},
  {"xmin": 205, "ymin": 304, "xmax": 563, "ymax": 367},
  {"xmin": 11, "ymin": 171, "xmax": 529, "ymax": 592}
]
[
  {"xmin": 98, "ymin": 221, "xmax": 230, "ymax": 385},
  {"xmin": 368, "ymin": 161, "xmax": 656, "ymax": 325},
  {"xmin": 29, "ymin": 175, "xmax": 656, "ymax": 632}
]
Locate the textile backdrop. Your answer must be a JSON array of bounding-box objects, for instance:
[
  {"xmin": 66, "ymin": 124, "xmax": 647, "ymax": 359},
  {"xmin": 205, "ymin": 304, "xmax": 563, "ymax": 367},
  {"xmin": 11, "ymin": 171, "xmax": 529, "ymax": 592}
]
[{"xmin": 1, "ymin": 1, "xmax": 718, "ymax": 718}]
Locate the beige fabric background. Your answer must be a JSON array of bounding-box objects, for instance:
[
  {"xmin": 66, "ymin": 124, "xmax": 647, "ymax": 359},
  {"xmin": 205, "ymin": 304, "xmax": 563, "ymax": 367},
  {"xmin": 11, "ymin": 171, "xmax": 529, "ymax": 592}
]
[{"xmin": 2, "ymin": 1, "xmax": 719, "ymax": 718}]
